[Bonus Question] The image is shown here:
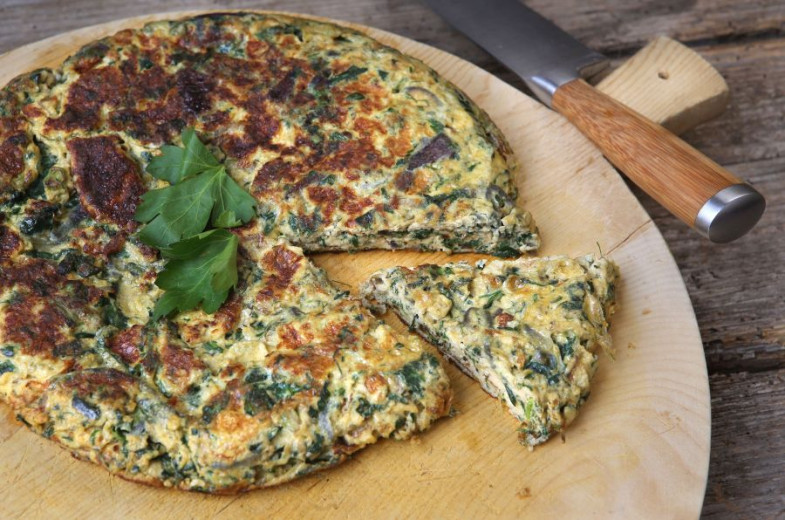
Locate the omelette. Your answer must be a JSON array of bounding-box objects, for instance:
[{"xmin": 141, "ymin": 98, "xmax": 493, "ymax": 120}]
[{"xmin": 361, "ymin": 256, "xmax": 618, "ymax": 446}]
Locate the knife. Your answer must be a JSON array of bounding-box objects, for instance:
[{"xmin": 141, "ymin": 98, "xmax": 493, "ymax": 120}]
[{"xmin": 423, "ymin": 0, "xmax": 765, "ymax": 242}]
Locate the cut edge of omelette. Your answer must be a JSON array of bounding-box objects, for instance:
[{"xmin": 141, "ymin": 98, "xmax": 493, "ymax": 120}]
[{"xmin": 360, "ymin": 255, "xmax": 619, "ymax": 447}]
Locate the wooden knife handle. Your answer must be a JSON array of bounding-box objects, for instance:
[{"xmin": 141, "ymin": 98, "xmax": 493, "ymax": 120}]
[{"xmin": 551, "ymin": 78, "xmax": 765, "ymax": 242}]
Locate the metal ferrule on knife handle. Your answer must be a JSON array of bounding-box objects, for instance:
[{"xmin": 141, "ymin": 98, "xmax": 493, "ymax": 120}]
[
  {"xmin": 551, "ymin": 79, "xmax": 765, "ymax": 242},
  {"xmin": 423, "ymin": 0, "xmax": 766, "ymax": 242}
]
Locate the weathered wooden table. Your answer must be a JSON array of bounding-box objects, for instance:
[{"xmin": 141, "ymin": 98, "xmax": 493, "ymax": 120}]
[{"xmin": 0, "ymin": 1, "xmax": 781, "ymax": 517}]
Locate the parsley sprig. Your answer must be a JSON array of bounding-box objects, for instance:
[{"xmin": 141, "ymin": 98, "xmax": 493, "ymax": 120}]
[
  {"xmin": 153, "ymin": 230, "xmax": 239, "ymax": 319},
  {"xmin": 134, "ymin": 128, "xmax": 256, "ymax": 319},
  {"xmin": 136, "ymin": 128, "xmax": 256, "ymax": 248}
]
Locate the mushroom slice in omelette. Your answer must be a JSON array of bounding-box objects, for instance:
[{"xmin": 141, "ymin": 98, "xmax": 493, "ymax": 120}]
[
  {"xmin": 0, "ymin": 206, "xmax": 451, "ymax": 491},
  {"xmin": 361, "ymin": 256, "xmax": 618, "ymax": 447},
  {"xmin": 9, "ymin": 11, "xmax": 538, "ymax": 256}
]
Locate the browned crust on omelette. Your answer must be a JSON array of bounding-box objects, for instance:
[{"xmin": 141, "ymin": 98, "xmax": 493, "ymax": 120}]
[{"xmin": 68, "ymin": 136, "xmax": 145, "ymax": 230}]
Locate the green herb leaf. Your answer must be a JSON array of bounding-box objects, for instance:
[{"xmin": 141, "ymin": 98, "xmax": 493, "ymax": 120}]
[
  {"xmin": 135, "ymin": 129, "xmax": 256, "ymax": 248},
  {"xmin": 211, "ymin": 170, "xmax": 257, "ymax": 228},
  {"xmin": 152, "ymin": 229, "xmax": 239, "ymax": 319},
  {"xmin": 330, "ymin": 65, "xmax": 367, "ymax": 85},
  {"xmin": 481, "ymin": 289, "xmax": 504, "ymax": 309},
  {"xmin": 428, "ymin": 118, "xmax": 444, "ymax": 134},
  {"xmin": 136, "ymin": 171, "xmax": 218, "ymax": 248},
  {"xmin": 147, "ymin": 128, "xmax": 220, "ymax": 184}
]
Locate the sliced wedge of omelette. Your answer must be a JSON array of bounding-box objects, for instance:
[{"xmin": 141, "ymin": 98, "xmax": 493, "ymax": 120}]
[
  {"xmin": 361, "ymin": 256, "xmax": 618, "ymax": 447},
  {"xmin": 1, "ymin": 11, "xmax": 538, "ymax": 256}
]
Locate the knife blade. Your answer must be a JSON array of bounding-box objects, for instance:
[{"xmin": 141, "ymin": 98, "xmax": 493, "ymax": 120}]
[{"xmin": 424, "ymin": 0, "xmax": 765, "ymax": 243}]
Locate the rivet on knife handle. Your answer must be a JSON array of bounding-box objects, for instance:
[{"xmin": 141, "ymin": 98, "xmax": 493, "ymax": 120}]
[{"xmin": 551, "ymin": 79, "xmax": 765, "ymax": 242}]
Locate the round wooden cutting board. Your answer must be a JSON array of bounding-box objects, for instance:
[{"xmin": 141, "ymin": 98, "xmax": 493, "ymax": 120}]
[{"xmin": 0, "ymin": 11, "xmax": 711, "ymax": 519}]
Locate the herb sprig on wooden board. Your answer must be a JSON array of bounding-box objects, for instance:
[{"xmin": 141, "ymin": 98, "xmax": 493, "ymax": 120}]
[{"xmin": 135, "ymin": 128, "xmax": 256, "ymax": 319}]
